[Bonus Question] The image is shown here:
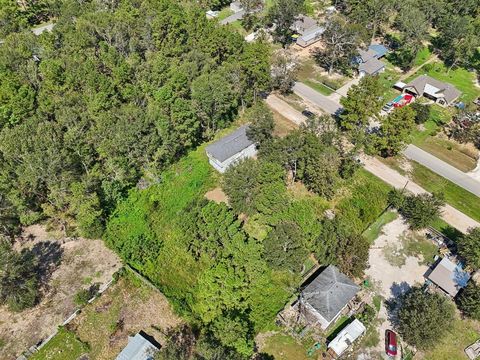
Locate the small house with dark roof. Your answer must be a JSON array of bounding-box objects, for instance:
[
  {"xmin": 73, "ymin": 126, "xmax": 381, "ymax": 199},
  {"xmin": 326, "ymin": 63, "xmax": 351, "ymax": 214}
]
[
  {"xmin": 402, "ymin": 75, "xmax": 461, "ymax": 106},
  {"xmin": 205, "ymin": 125, "xmax": 257, "ymax": 173},
  {"xmin": 300, "ymin": 265, "xmax": 360, "ymax": 329},
  {"xmin": 116, "ymin": 332, "xmax": 160, "ymax": 360}
]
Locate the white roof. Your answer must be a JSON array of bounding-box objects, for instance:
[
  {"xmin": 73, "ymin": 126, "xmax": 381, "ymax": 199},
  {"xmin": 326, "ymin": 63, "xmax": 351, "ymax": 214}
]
[
  {"xmin": 328, "ymin": 319, "xmax": 366, "ymax": 356},
  {"xmin": 394, "ymin": 81, "xmax": 406, "ymax": 89},
  {"xmin": 424, "ymin": 83, "xmax": 441, "ymax": 97}
]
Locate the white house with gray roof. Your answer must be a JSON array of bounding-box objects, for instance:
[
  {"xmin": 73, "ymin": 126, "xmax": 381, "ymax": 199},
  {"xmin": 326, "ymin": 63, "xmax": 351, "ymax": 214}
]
[
  {"xmin": 116, "ymin": 332, "xmax": 159, "ymax": 360},
  {"xmin": 300, "ymin": 265, "xmax": 360, "ymax": 330},
  {"xmin": 402, "ymin": 75, "xmax": 461, "ymax": 106},
  {"xmin": 205, "ymin": 125, "xmax": 257, "ymax": 173}
]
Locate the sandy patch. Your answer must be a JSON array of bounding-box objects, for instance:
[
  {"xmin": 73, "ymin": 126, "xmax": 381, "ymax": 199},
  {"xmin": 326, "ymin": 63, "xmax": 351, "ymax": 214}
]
[
  {"xmin": 0, "ymin": 226, "xmax": 121, "ymax": 359},
  {"xmin": 205, "ymin": 187, "xmax": 229, "ymax": 204}
]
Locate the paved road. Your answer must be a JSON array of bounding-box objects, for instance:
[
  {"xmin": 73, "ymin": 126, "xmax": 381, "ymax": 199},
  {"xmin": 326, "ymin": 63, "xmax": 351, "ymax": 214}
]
[
  {"xmin": 403, "ymin": 144, "xmax": 480, "ymax": 197},
  {"xmin": 293, "ymin": 82, "xmax": 343, "ymax": 115},
  {"xmin": 360, "ymin": 154, "xmax": 480, "ymax": 233},
  {"xmin": 265, "ymin": 95, "xmax": 307, "ymax": 126}
]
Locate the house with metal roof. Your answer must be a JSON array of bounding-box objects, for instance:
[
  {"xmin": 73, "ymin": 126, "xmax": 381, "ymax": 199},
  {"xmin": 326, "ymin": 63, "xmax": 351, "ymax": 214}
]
[
  {"xmin": 205, "ymin": 125, "xmax": 257, "ymax": 173},
  {"xmin": 402, "ymin": 75, "xmax": 461, "ymax": 106},
  {"xmin": 116, "ymin": 332, "xmax": 160, "ymax": 360},
  {"xmin": 426, "ymin": 257, "xmax": 471, "ymax": 297},
  {"xmin": 290, "ymin": 15, "xmax": 324, "ymax": 47},
  {"xmin": 327, "ymin": 318, "xmax": 366, "ymax": 357},
  {"xmin": 300, "ymin": 265, "xmax": 360, "ymax": 330},
  {"xmin": 356, "ymin": 44, "xmax": 388, "ymax": 77}
]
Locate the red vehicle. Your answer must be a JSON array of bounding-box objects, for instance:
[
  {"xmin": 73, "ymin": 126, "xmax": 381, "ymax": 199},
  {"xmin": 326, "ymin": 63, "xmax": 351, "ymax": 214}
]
[{"xmin": 385, "ymin": 330, "xmax": 398, "ymax": 357}]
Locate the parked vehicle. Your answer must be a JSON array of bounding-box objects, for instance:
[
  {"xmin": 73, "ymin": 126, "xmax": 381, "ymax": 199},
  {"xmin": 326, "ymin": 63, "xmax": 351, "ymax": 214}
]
[
  {"xmin": 302, "ymin": 109, "xmax": 315, "ymax": 118},
  {"xmin": 385, "ymin": 330, "xmax": 398, "ymax": 357}
]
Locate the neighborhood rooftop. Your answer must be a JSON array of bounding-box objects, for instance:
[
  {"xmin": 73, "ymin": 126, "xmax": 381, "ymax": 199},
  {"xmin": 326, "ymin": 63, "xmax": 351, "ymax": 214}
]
[
  {"xmin": 115, "ymin": 332, "xmax": 159, "ymax": 360},
  {"xmin": 405, "ymin": 75, "xmax": 461, "ymax": 104},
  {"xmin": 205, "ymin": 125, "xmax": 254, "ymax": 163},
  {"xmin": 427, "ymin": 257, "xmax": 471, "ymax": 297},
  {"xmin": 302, "ymin": 265, "xmax": 360, "ymax": 322},
  {"xmin": 358, "ymin": 57, "xmax": 385, "ymax": 76}
]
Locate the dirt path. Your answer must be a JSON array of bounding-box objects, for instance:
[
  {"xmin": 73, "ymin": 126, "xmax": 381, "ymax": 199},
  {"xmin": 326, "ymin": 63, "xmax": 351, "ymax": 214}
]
[
  {"xmin": 399, "ymin": 54, "xmax": 438, "ymax": 81},
  {"xmin": 360, "ymin": 155, "xmax": 480, "ymax": 233},
  {"xmin": 265, "ymin": 94, "xmax": 307, "ymax": 126},
  {"xmin": 0, "ymin": 226, "xmax": 122, "ymax": 359}
]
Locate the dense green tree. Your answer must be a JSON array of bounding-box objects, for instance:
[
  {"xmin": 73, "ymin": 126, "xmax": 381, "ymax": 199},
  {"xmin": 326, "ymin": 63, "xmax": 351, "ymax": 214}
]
[
  {"xmin": 411, "ymin": 102, "xmax": 431, "ymax": 124},
  {"xmin": 0, "ymin": 0, "xmax": 270, "ymax": 237},
  {"xmin": 372, "ymin": 106, "xmax": 416, "ymax": 157},
  {"xmin": 343, "ymin": 0, "xmax": 394, "ymax": 42},
  {"xmin": 263, "ymin": 222, "xmax": 308, "ymax": 272},
  {"xmin": 223, "ymin": 159, "xmax": 287, "ymax": 216},
  {"xmin": 313, "ymin": 16, "xmax": 361, "ymax": 75},
  {"xmin": 268, "ymin": 0, "xmax": 305, "ymax": 46},
  {"xmin": 340, "ymin": 76, "xmax": 384, "ymax": 135},
  {"xmin": 457, "ymin": 227, "xmax": 480, "ymax": 269},
  {"xmin": 397, "ymin": 286, "xmax": 455, "ymax": 349},
  {"xmin": 436, "ymin": 14, "xmax": 480, "ymax": 70},
  {"xmin": 0, "ymin": 238, "xmax": 39, "ymax": 311},
  {"xmin": 245, "ymin": 102, "xmax": 275, "ymax": 147},
  {"xmin": 398, "ymin": 193, "xmax": 445, "ymax": 230},
  {"xmin": 270, "ymin": 49, "xmax": 299, "ymax": 93},
  {"xmin": 456, "ymin": 281, "xmax": 480, "ymax": 320}
]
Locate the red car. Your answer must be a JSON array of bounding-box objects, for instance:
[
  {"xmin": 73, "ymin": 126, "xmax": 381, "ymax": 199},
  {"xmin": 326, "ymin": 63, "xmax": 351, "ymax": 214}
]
[{"xmin": 385, "ymin": 330, "xmax": 398, "ymax": 357}]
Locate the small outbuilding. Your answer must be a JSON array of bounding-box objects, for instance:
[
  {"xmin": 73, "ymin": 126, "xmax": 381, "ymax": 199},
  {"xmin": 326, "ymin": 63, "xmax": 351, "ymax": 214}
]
[
  {"xmin": 327, "ymin": 318, "xmax": 366, "ymax": 357},
  {"xmin": 300, "ymin": 265, "xmax": 360, "ymax": 330},
  {"xmin": 205, "ymin": 125, "xmax": 257, "ymax": 173},
  {"xmin": 426, "ymin": 257, "xmax": 471, "ymax": 297},
  {"xmin": 116, "ymin": 332, "xmax": 160, "ymax": 360}
]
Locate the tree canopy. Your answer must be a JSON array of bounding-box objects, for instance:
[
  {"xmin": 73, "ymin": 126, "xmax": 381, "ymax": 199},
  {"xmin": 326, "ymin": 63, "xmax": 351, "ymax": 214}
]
[
  {"xmin": 397, "ymin": 286, "xmax": 455, "ymax": 349},
  {"xmin": 457, "ymin": 227, "xmax": 480, "ymax": 269},
  {"xmin": 0, "ymin": 0, "xmax": 271, "ymax": 238}
]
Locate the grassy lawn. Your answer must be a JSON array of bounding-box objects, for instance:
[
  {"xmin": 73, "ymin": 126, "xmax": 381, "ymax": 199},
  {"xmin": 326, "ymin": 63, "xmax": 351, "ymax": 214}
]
[
  {"xmin": 272, "ymin": 109, "xmax": 298, "ymax": 137},
  {"xmin": 413, "ymin": 135, "xmax": 478, "ymax": 172},
  {"xmin": 423, "ymin": 317, "xmax": 480, "ymax": 360},
  {"xmin": 413, "ymin": 47, "xmax": 432, "ymax": 67},
  {"xmin": 261, "ymin": 333, "xmax": 311, "ymax": 360},
  {"xmin": 378, "ymin": 63, "xmax": 403, "ymax": 102},
  {"xmin": 326, "ymin": 315, "xmax": 352, "ymax": 341},
  {"xmin": 405, "ymin": 62, "xmax": 480, "ymax": 103},
  {"xmin": 401, "ymin": 231, "xmax": 439, "ymax": 265},
  {"xmin": 30, "ymin": 328, "xmax": 89, "ymax": 360},
  {"xmin": 296, "ymin": 58, "xmax": 349, "ymax": 90},
  {"xmin": 410, "ymin": 161, "xmax": 480, "ymax": 222},
  {"xmin": 363, "ymin": 211, "xmax": 398, "ymax": 243},
  {"xmin": 429, "ymin": 217, "xmax": 463, "ymax": 242},
  {"xmin": 303, "ymin": 79, "xmax": 335, "ymax": 95},
  {"xmin": 216, "ymin": 7, "xmax": 233, "ymax": 21},
  {"xmin": 409, "ymin": 105, "xmax": 478, "ymax": 172}
]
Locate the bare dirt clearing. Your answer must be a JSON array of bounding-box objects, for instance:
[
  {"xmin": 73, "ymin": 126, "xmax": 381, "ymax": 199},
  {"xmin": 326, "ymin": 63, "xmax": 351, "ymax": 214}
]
[
  {"xmin": 69, "ymin": 272, "xmax": 182, "ymax": 360},
  {"xmin": 0, "ymin": 226, "xmax": 121, "ymax": 359},
  {"xmin": 365, "ymin": 217, "xmax": 431, "ymax": 359}
]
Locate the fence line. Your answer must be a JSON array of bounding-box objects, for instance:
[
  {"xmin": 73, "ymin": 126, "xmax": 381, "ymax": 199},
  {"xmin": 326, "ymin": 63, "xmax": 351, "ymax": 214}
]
[{"xmin": 17, "ymin": 271, "xmax": 119, "ymax": 360}]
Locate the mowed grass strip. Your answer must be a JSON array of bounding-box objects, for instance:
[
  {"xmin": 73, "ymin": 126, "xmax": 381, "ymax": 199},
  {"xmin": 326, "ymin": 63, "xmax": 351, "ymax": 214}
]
[
  {"xmin": 363, "ymin": 211, "xmax": 398, "ymax": 243},
  {"xmin": 410, "ymin": 161, "xmax": 480, "ymax": 222},
  {"xmin": 30, "ymin": 327, "xmax": 89, "ymax": 360}
]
